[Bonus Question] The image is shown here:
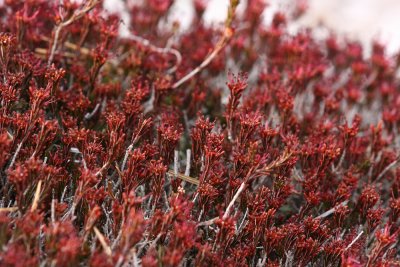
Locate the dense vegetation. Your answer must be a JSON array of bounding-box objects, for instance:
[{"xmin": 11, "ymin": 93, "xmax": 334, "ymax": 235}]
[{"xmin": 0, "ymin": 0, "xmax": 399, "ymax": 266}]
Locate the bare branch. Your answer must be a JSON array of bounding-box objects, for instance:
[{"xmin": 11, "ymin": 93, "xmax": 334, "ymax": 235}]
[
  {"xmin": 345, "ymin": 230, "xmax": 363, "ymax": 251},
  {"xmin": 236, "ymin": 207, "xmax": 248, "ymax": 235},
  {"xmin": 171, "ymin": 0, "xmax": 240, "ymax": 89},
  {"xmin": 223, "ymin": 182, "xmax": 246, "ymax": 220},
  {"xmin": 174, "ymin": 150, "xmax": 179, "ymax": 177},
  {"xmin": 84, "ymin": 103, "xmax": 101, "ymax": 120},
  {"xmin": 375, "ymin": 157, "xmax": 399, "ymax": 182},
  {"xmin": 48, "ymin": 0, "xmax": 99, "ymax": 66},
  {"xmin": 31, "ymin": 180, "xmax": 42, "ymax": 212},
  {"xmin": 315, "ymin": 200, "xmax": 348, "ymax": 219},
  {"xmin": 94, "ymin": 226, "xmax": 112, "ymax": 256},
  {"xmin": 8, "ymin": 141, "xmax": 23, "ymax": 170},
  {"xmin": 167, "ymin": 170, "xmax": 199, "ymax": 185},
  {"xmin": 121, "ymin": 144, "xmax": 133, "ymax": 172},
  {"xmin": 197, "ymin": 216, "xmax": 219, "ymax": 227},
  {"xmin": 125, "ymin": 34, "xmax": 182, "ymax": 74},
  {"xmin": 0, "ymin": 207, "xmax": 18, "ymax": 212}
]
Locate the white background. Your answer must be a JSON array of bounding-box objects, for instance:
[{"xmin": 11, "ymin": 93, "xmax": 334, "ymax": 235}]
[{"xmin": 104, "ymin": 0, "xmax": 400, "ymax": 55}]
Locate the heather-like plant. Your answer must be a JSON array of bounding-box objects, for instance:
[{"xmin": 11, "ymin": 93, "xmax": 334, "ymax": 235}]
[{"xmin": 0, "ymin": 0, "xmax": 399, "ymax": 266}]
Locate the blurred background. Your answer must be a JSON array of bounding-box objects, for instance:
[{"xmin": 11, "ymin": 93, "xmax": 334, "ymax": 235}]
[{"xmin": 105, "ymin": 0, "xmax": 400, "ymax": 55}]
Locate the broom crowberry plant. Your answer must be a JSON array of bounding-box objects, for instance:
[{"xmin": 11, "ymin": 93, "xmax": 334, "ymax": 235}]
[{"xmin": 0, "ymin": 0, "xmax": 399, "ymax": 266}]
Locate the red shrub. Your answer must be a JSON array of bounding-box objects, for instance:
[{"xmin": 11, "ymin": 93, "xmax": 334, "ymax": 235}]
[{"xmin": 0, "ymin": 0, "xmax": 399, "ymax": 266}]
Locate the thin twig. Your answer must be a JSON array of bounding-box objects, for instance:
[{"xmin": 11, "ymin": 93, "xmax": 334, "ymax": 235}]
[
  {"xmin": 172, "ymin": 28, "xmax": 233, "ymax": 89},
  {"xmin": 315, "ymin": 200, "xmax": 348, "ymax": 219},
  {"xmin": 95, "ymin": 162, "xmax": 110, "ymax": 177},
  {"xmin": 345, "ymin": 230, "xmax": 364, "ymax": 251},
  {"xmin": 197, "ymin": 209, "xmax": 204, "ymax": 222},
  {"xmin": 47, "ymin": 37, "xmax": 91, "ymax": 55},
  {"xmin": 8, "ymin": 141, "xmax": 23, "ymax": 170},
  {"xmin": 121, "ymin": 144, "xmax": 133, "ymax": 172},
  {"xmin": 47, "ymin": 0, "xmax": 99, "ymax": 66},
  {"xmin": 31, "ymin": 180, "xmax": 42, "ymax": 212},
  {"xmin": 174, "ymin": 150, "xmax": 179, "ymax": 178},
  {"xmin": 84, "ymin": 103, "xmax": 101, "ymax": 120},
  {"xmin": 120, "ymin": 118, "xmax": 152, "ymax": 172},
  {"xmin": 125, "ymin": 34, "xmax": 182, "ymax": 74},
  {"xmin": 181, "ymin": 149, "xmax": 191, "ymax": 188},
  {"xmin": 184, "ymin": 149, "xmax": 191, "ymax": 176},
  {"xmin": 0, "ymin": 207, "xmax": 18, "ymax": 212},
  {"xmin": 332, "ymin": 148, "xmax": 346, "ymax": 174},
  {"xmin": 223, "ymin": 182, "xmax": 246, "ymax": 220},
  {"xmin": 375, "ymin": 157, "xmax": 399, "ymax": 182},
  {"xmin": 197, "ymin": 216, "xmax": 219, "ymax": 227},
  {"xmin": 167, "ymin": 170, "xmax": 199, "ymax": 185},
  {"xmin": 171, "ymin": 0, "xmax": 239, "ymax": 89},
  {"xmin": 35, "ymin": 47, "xmax": 78, "ymax": 59},
  {"xmin": 94, "ymin": 226, "xmax": 112, "ymax": 256},
  {"xmin": 143, "ymin": 85, "xmax": 155, "ymax": 114},
  {"xmin": 51, "ymin": 198, "xmax": 56, "ymax": 223},
  {"xmin": 236, "ymin": 207, "xmax": 248, "ymax": 235}
]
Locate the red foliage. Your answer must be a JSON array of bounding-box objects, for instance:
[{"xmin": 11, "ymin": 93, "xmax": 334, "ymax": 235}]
[{"xmin": 0, "ymin": 0, "xmax": 399, "ymax": 266}]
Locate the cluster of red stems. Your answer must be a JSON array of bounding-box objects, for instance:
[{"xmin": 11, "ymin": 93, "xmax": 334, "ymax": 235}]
[{"xmin": 0, "ymin": 0, "xmax": 400, "ymax": 266}]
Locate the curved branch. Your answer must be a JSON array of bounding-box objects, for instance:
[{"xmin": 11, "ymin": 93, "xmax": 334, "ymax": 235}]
[
  {"xmin": 125, "ymin": 34, "xmax": 182, "ymax": 74},
  {"xmin": 171, "ymin": 0, "xmax": 240, "ymax": 89},
  {"xmin": 48, "ymin": 0, "xmax": 99, "ymax": 66}
]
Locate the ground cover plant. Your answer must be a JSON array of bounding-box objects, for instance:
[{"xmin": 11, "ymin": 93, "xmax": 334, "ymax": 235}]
[{"xmin": 0, "ymin": 0, "xmax": 400, "ymax": 266}]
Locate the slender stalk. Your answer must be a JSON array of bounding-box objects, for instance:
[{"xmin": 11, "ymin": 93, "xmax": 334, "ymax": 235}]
[
  {"xmin": 47, "ymin": 0, "xmax": 99, "ymax": 66},
  {"xmin": 31, "ymin": 180, "xmax": 42, "ymax": 212},
  {"xmin": 8, "ymin": 141, "xmax": 23, "ymax": 170},
  {"xmin": 375, "ymin": 157, "xmax": 399, "ymax": 182},
  {"xmin": 94, "ymin": 226, "xmax": 112, "ymax": 256},
  {"xmin": 345, "ymin": 230, "xmax": 363, "ymax": 251},
  {"xmin": 223, "ymin": 182, "xmax": 246, "ymax": 220},
  {"xmin": 167, "ymin": 170, "xmax": 199, "ymax": 185},
  {"xmin": 315, "ymin": 200, "xmax": 348, "ymax": 219},
  {"xmin": 125, "ymin": 34, "xmax": 182, "ymax": 74},
  {"xmin": 171, "ymin": 0, "xmax": 239, "ymax": 89}
]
